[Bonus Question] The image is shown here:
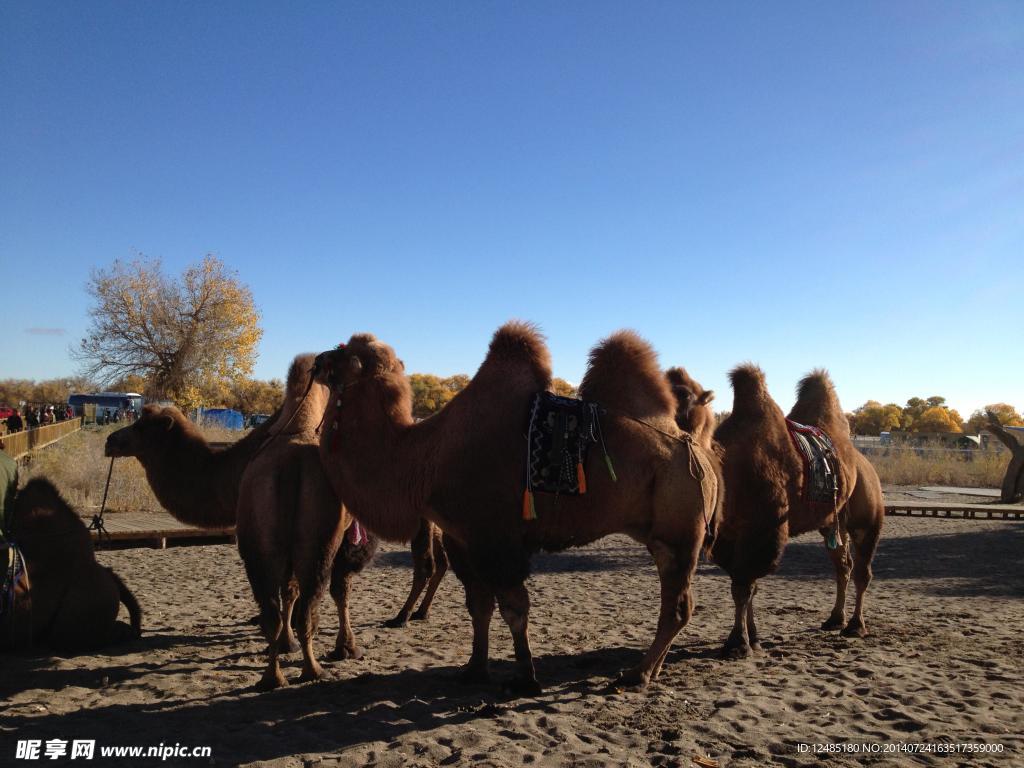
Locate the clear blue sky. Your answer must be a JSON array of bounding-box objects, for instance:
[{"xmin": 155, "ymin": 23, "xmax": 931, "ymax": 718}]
[{"xmin": 2, "ymin": 2, "xmax": 1021, "ymax": 417}]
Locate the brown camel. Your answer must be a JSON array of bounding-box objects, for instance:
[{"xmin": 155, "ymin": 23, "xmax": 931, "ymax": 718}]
[
  {"xmin": 384, "ymin": 519, "xmax": 448, "ymax": 628},
  {"xmin": 105, "ymin": 358, "xmax": 377, "ymax": 689},
  {"xmin": 982, "ymin": 411, "xmax": 1024, "ymax": 503},
  {"xmin": 707, "ymin": 365, "xmax": 883, "ymax": 657},
  {"xmin": 1, "ymin": 478, "xmax": 141, "ymax": 652},
  {"xmin": 665, "ymin": 367, "xmax": 716, "ymax": 450},
  {"xmin": 314, "ymin": 323, "xmax": 719, "ymax": 693}
]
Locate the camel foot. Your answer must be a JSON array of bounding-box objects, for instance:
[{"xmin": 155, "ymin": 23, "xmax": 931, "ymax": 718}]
[
  {"xmin": 383, "ymin": 615, "xmax": 409, "ymax": 629},
  {"xmin": 502, "ymin": 676, "xmax": 543, "ymax": 698},
  {"xmin": 721, "ymin": 639, "xmax": 752, "ymax": 660},
  {"xmin": 326, "ymin": 645, "xmax": 363, "ymax": 661},
  {"xmin": 614, "ymin": 666, "xmax": 651, "ymax": 690},
  {"xmin": 278, "ymin": 634, "xmax": 301, "ymax": 654},
  {"xmin": 298, "ymin": 663, "xmax": 325, "ymax": 683},
  {"xmin": 459, "ymin": 663, "xmax": 491, "ymax": 685},
  {"xmin": 841, "ymin": 620, "xmax": 868, "ymax": 638},
  {"xmin": 749, "ymin": 641, "xmax": 762, "ymax": 653},
  {"xmin": 255, "ymin": 669, "xmax": 288, "ymax": 692},
  {"xmin": 821, "ymin": 614, "xmax": 846, "ymax": 631},
  {"xmin": 410, "ymin": 609, "xmax": 430, "ymax": 621}
]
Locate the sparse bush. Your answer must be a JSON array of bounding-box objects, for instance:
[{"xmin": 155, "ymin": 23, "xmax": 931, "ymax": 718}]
[{"xmin": 864, "ymin": 449, "xmax": 1005, "ymax": 488}]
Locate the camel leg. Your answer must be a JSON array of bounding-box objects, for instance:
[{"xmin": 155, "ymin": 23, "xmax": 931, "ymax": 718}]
[
  {"xmin": 241, "ymin": 557, "xmax": 289, "ymax": 691},
  {"xmin": 445, "ymin": 534, "xmax": 494, "ymax": 684},
  {"xmin": 821, "ymin": 532, "xmax": 852, "ymax": 631},
  {"xmin": 842, "ymin": 526, "xmax": 880, "ymax": 638},
  {"xmin": 412, "ymin": 535, "xmax": 448, "ymax": 621},
  {"xmin": 326, "ymin": 565, "xmax": 362, "ymax": 661},
  {"xmin": 495, "ymin": 583, "xmax": 541, "ymax": 697},
  {"xmin": 745, "ymin": 582, "xmax": 761, "ymax": 651},
  {"xmin": 279, "ymin": 579, "xmax": 301, "ymax": 653},
  {"xmin": 723, "ymin": 579, "xmax": 754, "ymax": 658},
  {"xmin": 385, "ymin": 520, "xmax": 434, "ymax": 628},
  {"xmin": 619, "ymin": 540, "xmax": 695, "ymax": 688},
  {"xmin": 294, "ymin": 570, "xmax": 330, "ymax": 683}
]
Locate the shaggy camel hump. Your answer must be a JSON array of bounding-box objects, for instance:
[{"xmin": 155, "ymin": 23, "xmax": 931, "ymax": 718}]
[
  {"xmin": 475, "ymin": 321, "xmax": 552, "ymax": 384},
  {"xmin": 579, "ymin": 331, "xmax": 674, "ymax": 419},
  {"xmin": 271, "ymin": 353, "xmax": 329, "ymax": 436},
  {"xmin": 728, "ymin": 364, "xmax": 771, "ymax": 405},
  {"xmin": 790, "ymin": 369, "xmax": 848, "ymax": 435}
]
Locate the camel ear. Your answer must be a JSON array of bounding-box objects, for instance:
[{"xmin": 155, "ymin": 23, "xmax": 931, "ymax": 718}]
[
  {"xmin": 164, "ymin": 414, "xmax": 175, "ymax": 431},
  {"xmin": 698, "ymin": 390, "xmax": 715, "ymax": 406},
  {"xmin": 349, "ymin": 355, "xmax": 364, "ymax": 375}
]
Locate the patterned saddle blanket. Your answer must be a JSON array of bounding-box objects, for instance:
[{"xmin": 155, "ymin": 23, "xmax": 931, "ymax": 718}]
[
  {"xmin": 527, "ymin": 392, "xmax": 600, "ymax": 495},
  {"xmin": 786, "ymin": 419, "xmax": 839, "ymax": 515}
]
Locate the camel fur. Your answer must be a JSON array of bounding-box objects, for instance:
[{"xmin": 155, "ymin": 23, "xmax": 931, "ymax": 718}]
[
  {"xmin": 1, "ymin": 479, "xmax": 141, "ymax": 653},
  {"xmin": 105, "ymin": 359, "xmax": 377, "ymax": 689},
  {"xmin": 314, "ymin": 323, "xmax": 718, "ymax": 693},
  {"xmin": 709, "ymin": 365, "xmax": 883, "ymax": 657}
]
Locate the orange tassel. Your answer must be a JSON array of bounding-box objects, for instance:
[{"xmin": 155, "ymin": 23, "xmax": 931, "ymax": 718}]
[
  {"xmin": 522, "ymin": 489, "xmax": 537, "ymax": 521},
  {"xmin": 576, "ymin": 461, "xmax": 587, "ymax": 494}
]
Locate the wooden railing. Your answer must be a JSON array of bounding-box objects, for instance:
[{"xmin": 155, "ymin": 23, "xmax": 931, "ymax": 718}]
[{"xmin": 1, "ymin": 418, "xmax": 83, "ymax": 459}]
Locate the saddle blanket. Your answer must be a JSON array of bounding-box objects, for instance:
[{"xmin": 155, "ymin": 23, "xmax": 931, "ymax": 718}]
[
  {"xmin": 527, "ymin": 391, "xmax": 600, "ymax": 495},
  {"xmin": 786, "ymin": 419, "xmax": 839, "ymax": 514},
  {"xmin": 1, "ymin": 543, "xmax": 24, "ymax": 618}
]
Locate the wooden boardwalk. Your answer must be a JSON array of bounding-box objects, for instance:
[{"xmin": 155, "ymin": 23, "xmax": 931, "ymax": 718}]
[
  {"xmin": 83, "ymin": 511, "xmax": 234, "ymax": 548},
  {"xmin": 884, "ymin": 501, "xmax": 1023, "ymax": 520}
]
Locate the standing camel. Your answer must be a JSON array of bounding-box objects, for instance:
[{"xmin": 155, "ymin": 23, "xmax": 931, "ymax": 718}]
[
  {"xmin": 982, "ymin": 410, "xmax": 1024, "ymax": 503},
  {"xmin": 314, "ymin": 323, "xmax": 719, "ymax": 693},
  {"xmin": 709, "ymin": 365, "xmax": 883, "ymax": 657},
  {"xmin": 105, "ymin": 357, "xmax": 377, "ymax": 689},
  {"xmin": 1, "ymin": 479, "xmax": 141, "ymax": 652},
  {"xmin": 669, "ymin": 366, "xmax": 884, "ymax": 648}
]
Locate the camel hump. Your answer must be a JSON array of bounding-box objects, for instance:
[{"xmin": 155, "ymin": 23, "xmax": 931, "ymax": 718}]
[
  {"xmin": 579, "ymin": 330, "xmax": 674, "ymax": 418},
  {"xmin": 275, "ymin": 353, "xmax": 330, "ymax": 434},
  {"xmin": 14, "ymin": 478, "xmax": 66, "ymax": 515},
  {"xmin": 475, "ymin": 321, "xmax": 553, "ymax": 386},
  {"xmin": 790, "ymin": 368, "xmax": 848, "ymax": 435}
]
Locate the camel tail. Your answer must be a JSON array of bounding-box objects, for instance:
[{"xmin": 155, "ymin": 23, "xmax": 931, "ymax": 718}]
[
  {"xmin": 108, "ymin": 568, "xmax": 142, "ymax": 638},
  {"xmin": 579, "ymin": 330, "xmax": 675, "ymax": 417}
]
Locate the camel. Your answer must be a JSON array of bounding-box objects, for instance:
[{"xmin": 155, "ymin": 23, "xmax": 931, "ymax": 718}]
[
  {"xmin": 982, "ymin": 411, "xmax": 1024, "ymax": 503},
  {"xmin": 313, "ymin": 323, "xmax": 719, "ymax": 693},
  {"xmin": 665, "ymin": 367, "xmax": 716, "ymax": 450},
  {"xmin": 706, "ymin": 365, "xmax": 883, "ymax": 657},
  {"xmin": 1, "ymin": 478, "xmax": 141, "ymax": 652},
  {"xmin": 105, "ymin": 358, "xmax": 377, "ymax": 689},
  {"xmin": 384, "ymin": 519, "xmax": 448, "ymax": 628}
]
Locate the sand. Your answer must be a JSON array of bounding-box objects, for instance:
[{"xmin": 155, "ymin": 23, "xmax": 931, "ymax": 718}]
[{"xmin": 2, "ymin": 512, "xmax": 1022, "ymax": 767}]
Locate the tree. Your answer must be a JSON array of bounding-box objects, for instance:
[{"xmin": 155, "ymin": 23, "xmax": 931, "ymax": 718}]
[
  {"xmin": 73, "ymin": 255, "xmax": 262, "ymax": 408},
  {"xmin": 223, "ymin": 377, "xmax": 285, "ymax": 415},
  {"xmin": 409, "ymin": 374, "xmax": 454, "ymax": 418},
  {"xmin": 966, "ymin": 403, "xmax": 1023, "ymax": 433},
  {"xmin": 551, "ymin": 378, "xmax": 577, "ymax": 398},
  {"xmin": 912, "ymin": 406, "xmax": 963, "ymax": 433},
  {"xmin": 850, "ymin": 400, "xmax": 903, "ymax": 436}
]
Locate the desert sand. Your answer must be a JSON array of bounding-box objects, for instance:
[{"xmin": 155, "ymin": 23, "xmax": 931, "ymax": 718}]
[{"xmin": 2, "ymin": 506, "xmax": 1022, "ymax": 767}]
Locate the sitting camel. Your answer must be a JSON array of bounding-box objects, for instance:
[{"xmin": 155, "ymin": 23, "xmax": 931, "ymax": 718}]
[
  {"xmin": 105, "ymin": 357, "xmax": 377, "ymax": 689},
  {"xmin": 669, "ymin": 366, "xmax": 884, "ymax": 649},
  {"xmin": 1, "ymin": 479, "xmax": 141, "ymax": 652},
  {"xmin": 314, "ymin": 323, "xmax": 719, "ymax": 693},
  {"xmin": 705, "ymin": 365, "xmax": 883, "ymax": 657}
]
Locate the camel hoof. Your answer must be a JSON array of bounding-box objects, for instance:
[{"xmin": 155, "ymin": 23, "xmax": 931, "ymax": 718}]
[
  {"xmin": 821, "ymin": 615, "xmax": 845, "ymax": 631},
  {"xmin": 255, "ymin": 671, "xmax": 288, "ymax": 692},
  {"xmin": 410, "ymin": 610, "xmax": 430, "ymax": 622},
  {"xmin": 298, "ymin": 665, "xmax": 324, "ymax": 683},
  {"xmin": 614, "ymin": 667, "xmax": 650, "ymax": 690},
  {"xmin": 841, "ymin": 621, "xmax": 868, "ymax": 638},
  {"xmin": 459, "ymin": 664, "xmax": 491, "ymax": 685},
  {"xmin": 278, "ymin": 635, "xmax": 301, "ymax": 654},
  {"xmin": 721, "ymin": 641, "xmax": 751, "ymax": 660},
  {"xmin": 327, "ymin": 645, "xmax": 363, "ymax": 661},
  {"xmin": 383, "ymin": 615, "xmax": 409, "ymax": 629},
  {"xmin": 749, "ymin": 641, "xmax": 762, "ymax": 653},
  {"xmin": 502, "ymin": 677, "xmax": 543, "ymax": 698}
]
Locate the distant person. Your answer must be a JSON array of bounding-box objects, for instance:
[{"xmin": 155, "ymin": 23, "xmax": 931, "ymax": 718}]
[
  {"xmin": 5, "ymin": 411, "xmax": 23, "ymax": 433},
  {"xmin": 41, "ymin": 407, "xmax": 54, "ymax": 425},
  {"xmin": 0, "ymin": 438, "xmax": 17, "ymax": 538},
  {"xmin": 25, "ymin": 409, "xmax": 39, "ymax": 429},
  {"xmin": 65, "ymin": 405, "xmax": 74, "ymax": 421}
]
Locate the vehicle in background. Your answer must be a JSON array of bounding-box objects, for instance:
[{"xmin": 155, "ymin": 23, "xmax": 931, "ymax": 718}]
[{"xmin": 68, "ymin": 392, "xmax": 144, "ymax": 423}]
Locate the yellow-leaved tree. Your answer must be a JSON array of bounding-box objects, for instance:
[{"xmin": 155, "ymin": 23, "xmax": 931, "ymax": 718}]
[{"xmin": 73, "ymin": 255, "xmax": 262, "ymax": 408}]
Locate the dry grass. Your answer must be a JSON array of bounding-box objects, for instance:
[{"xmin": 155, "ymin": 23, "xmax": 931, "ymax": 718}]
[
  {"xmin": 863, "ymin": 448, "xmax": 1006, "ymax": 488},
  {"xmin": 20, "ymin": 422, "xmax": 241, "ymax": 514}
]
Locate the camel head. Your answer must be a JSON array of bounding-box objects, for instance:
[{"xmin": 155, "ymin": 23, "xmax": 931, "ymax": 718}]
[
  {"xmin": 666, "ymin": 367, "xmax": 715, "ymax": 448},
  {"xmin": 105, "ymin": 405, "xmax": 193, "ymax": 458},
  {"xmin": 314, "ymin": 334, "xmax": 405, "ymax": 390}
]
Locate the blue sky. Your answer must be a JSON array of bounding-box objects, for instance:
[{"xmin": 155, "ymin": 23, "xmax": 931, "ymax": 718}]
[{"xmin": 1, "ymin": 2, "xmax": 1021, "ymax": 417}]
